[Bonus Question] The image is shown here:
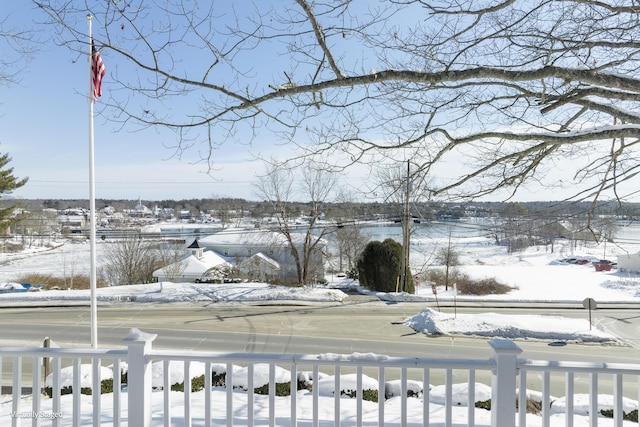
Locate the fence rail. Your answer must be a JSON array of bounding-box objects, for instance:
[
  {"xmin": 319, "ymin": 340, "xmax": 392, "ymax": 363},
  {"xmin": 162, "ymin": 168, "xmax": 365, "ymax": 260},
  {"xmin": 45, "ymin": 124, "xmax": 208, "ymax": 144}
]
[{"xmin": 1, "ymin": 329, "xmax": 640, "ymax": 427}]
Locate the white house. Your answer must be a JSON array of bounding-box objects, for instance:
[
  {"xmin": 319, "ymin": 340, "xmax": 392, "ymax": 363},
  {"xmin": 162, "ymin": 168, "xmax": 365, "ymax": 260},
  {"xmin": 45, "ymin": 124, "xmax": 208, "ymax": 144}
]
[
  {"xmin": 617, "ymin": 252, "xmax": 640, "ymax": 273},
  {"xmin": 238, "ymin": 252, "xmax": 281, "ymax": 282},
  {"xmin": 58, "ymin": 214, "xmax": 86, "ymax": 233},
  {"xmin": 200, "ymin": 229, "xmax": 325, "ymax": 284},
  {"xmin": 152, "ymin": 239, "xmax": 231, "ymax": 283},
  {"xmin": 129, "ymin": 198, "xmax": 154, "ymax": 218}
]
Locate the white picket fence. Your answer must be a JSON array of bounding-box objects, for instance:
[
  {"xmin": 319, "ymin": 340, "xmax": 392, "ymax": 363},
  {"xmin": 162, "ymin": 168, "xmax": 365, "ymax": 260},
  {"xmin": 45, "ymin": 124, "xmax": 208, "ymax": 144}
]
[{"xmin": 2, "ymin": 329, "xmax": 640, "ymax": 427}]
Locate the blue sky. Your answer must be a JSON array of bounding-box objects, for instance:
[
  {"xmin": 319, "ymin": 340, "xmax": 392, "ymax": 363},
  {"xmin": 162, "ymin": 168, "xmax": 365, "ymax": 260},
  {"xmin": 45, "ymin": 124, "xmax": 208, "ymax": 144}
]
[
  {"xmin": 1, "ymin": 2, "xmax": 629, "ymax": 205},
  {"xmin": 0, "ymin": 2, "xmax": 328, "ymax": 202},
  {"xmin": 0, "ymin": 2, "xmax": 576, "ymax": 205}
]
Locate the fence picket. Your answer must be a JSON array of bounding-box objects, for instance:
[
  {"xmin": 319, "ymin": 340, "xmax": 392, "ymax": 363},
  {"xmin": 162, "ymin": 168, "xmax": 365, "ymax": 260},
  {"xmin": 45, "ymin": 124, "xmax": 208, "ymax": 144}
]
[
  {"xmin": 268, "ymin": 363, "xmax": 275, "ymax": 427},
  {"xmin": 113, "ymin": 358, "xmax": 121, "ymax": 427},
  {"xmin": 468, "ymin": 369, "xmax": 475, "ymax": 426},
  {"xmin": 401, "ymin": 366, "xmax": 408, "ymax": 427},
  {"xmin": 205, "ymin": 361, "xmax": 212, "ymax": 427},
  {"xmin": 518, "ymin": 369, "xmax": 527, "ymax": 427},
  {"xmin": 11, "ymin": 356, "xmax": 20, "ymax": 427},
  {"xmin": 1, "ymin": 332, "xmax": 639, "ymax": 427},
  {"xmin": 356, "ymin": 366, "xmax": 363, "ymax": 427},
  {"xmin": 163, "ymin": 359, "xmax": 171, "ymax": 427},
  {"xmin": 542, "ymin": 370, "xmax": 551, "ymax": 427},
  {"xmin": 247, "ymin": 363, "xmax": 254, "ymax": 427},
  {"xmin": 52, "ymin": 357, "xmax": 61, "ymax": 427},
  {"xmin": 312, "ymin": 364, "xmax": 319, "ymax": 427},
  {"xmin": 423, "ymin": 368, "xmax": 430, "ymax": 427},
  {"xmin": 290, "ymin": 363, "xmax": 297, "ymax": 427},
  {"xmin": 614, "ymin": 374, "xmax": 623, "ymax": 427},
  {"xmin": 92, "ymin": 358, "xmax": 101, "ymax": 427},
  {"xmin": 226, "ymin": 362, "xmax": 233, "ymax": 427},
  {"xmin": 32, "ymin": 355, "xmax": 41, "ymax": 427},
  {"xmin": 378, "ymin": 366, "xmax": 385, "ymax": 427},
  {"xmin": 184, "ymin": 360, "xmax": 192, "ymax": 427},
  {"xmin": 566, "ymin": 372, "xmax": 574, "ymax": 427},
  {"xmin": 334, "ymin": 365, "xmax": 340, "ymax": 426},
  {"xmin": 590, "ymin": 373, "xmax": 598, "ymax": 427}
]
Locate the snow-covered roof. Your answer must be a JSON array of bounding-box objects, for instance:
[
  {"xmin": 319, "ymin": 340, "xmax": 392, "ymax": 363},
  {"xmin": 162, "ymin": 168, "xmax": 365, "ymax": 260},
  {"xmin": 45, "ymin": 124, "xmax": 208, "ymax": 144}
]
[
  {"xmin": 201, "ymin": 229, "xmax": 283, "ymax": 246},
  {"xmin": 184, "ymin": 251, "xmax": 229, "ymax": 275},
  {"xmin": 238, "ymin": 252, "xmax": 281, "ymax": 270},
  {"xmin": 153, "ymin": 250, "xmax": 230, "ymax": 278},
  {"xmin": 134, "ymin": 203, "xmax": 152, "ymax": 213},
  {"xmin": 187, "ymin": 239, "xmax": 205, "ymax": 249},
  {"xmin": 201, "ymin": 229, "xmax": 325, "ymax": 247}
]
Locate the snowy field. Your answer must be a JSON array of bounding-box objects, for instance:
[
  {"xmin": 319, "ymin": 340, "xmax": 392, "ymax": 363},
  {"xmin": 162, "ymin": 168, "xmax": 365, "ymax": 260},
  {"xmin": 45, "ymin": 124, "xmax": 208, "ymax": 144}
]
[
  {"xmin": 2, "ymin": 230, "xmax": 640, "ymax": 425},
  {"xmin": 1, "ymin": 231, "xmax": 639, "ymax": 341}
]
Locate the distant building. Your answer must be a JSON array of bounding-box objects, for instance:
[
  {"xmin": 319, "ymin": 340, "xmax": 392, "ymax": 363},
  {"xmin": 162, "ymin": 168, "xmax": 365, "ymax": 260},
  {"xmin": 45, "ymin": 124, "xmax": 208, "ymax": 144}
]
[
  {"xmin": 200, "ymin": 229, "xmax": 324, "ymax": 284},
  {"xmin": 617, "ymin": 252, "xmax": 640, "ymax": 273},
  {"xmin": 152, "ymin": 239, "xmax": 231, "ymax": 283},
  {"xmin": 58, "ymin": 208, "xmax": 87, "ymax": 234},
  {"xmin": 130, "ymin": 198, "xmax": 154, "ymax": 218},
  {"xmin": 238, "ymin": 252, "xmax": 281, "ymax": 282}
]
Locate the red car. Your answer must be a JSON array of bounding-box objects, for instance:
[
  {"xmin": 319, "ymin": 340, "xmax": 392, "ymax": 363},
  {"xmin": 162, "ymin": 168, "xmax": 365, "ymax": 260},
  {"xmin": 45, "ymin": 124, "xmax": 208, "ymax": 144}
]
[{"xmin": 594, "ymin": 262, "xmax": 613, "ymax": 272}]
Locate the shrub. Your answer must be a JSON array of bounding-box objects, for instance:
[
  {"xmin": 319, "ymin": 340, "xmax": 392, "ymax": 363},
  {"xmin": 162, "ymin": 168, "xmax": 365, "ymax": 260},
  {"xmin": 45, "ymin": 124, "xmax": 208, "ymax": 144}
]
[
  {"xmin": 16, "ymin": 273, "xmax": 107, "ymax": 289},
  {"xmin": 424, "ymin": 269, "xmax": 511, "ymax": 295},
  {"xmin": 254, "ymin": 382, "xmax": 292, "ymax": 396},
  {"xmin": 457, "ymin": 277, "xmax": 511, "ymax": 295},
  {"xmin": 505, "ymin": 236, "xmax": 532, "ymax": 253},
  {"xmin": 478, "ymin": 397, "xmax": 544, "ymax": 414},
  {"xmin": 298, "ymin": 377, "xmax": 311, "ymax": 391},
  {"xmin": 356, "ymin": 239, "xmax": 414, "ymax": 294},
  {"xmin": 475, "ymin": 399, "xmax": 491, "ymax": 411},
  {"xmin": 158, "ymin": 368, "xmax": 225, "ymax": 392},
  {"xmin": 2, "ymin": 241, "xmax": 23, "ymax": 252},
  {"xmin": 525, "ymin": 398, "xmax": 543, "ymax": 415},
  {"xmin": 342, "ymin": 388, "xmax": 379, "ymax": 402},
  {"xmin": 600, "ymin": 409, "xmax": 638, "ymax": 422},
  {"xmin": 212, "ymin": 370, "xmax": 226, "ymax": 387},
  {"xmin": 407, "ymin": 389, "xmax": 420, "ymax": 398},
  {"xmin": 100, "ymin": 378, "xmax": 114, "ymax": 394},
  {"xmin": 44, "ymin": 379, "xmax": 113, "ymax": 398},
  {"xmin": 362, "ymin": 389, "xmax": 379, "ymax": 402},
  {"xmin": 170, "ymin": 374, "xmax": 207, "ymax": 392}
]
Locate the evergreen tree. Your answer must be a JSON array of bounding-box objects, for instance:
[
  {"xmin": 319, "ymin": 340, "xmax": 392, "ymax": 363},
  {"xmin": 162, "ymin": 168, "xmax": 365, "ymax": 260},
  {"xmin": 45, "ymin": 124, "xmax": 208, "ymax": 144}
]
[
  {"xmin": 356, "ymin": 238, "xmax": 414, "ymax": 294},
  {"xmin": 0, "ymin": 153, "xmax": 27, "ymax": 233}
]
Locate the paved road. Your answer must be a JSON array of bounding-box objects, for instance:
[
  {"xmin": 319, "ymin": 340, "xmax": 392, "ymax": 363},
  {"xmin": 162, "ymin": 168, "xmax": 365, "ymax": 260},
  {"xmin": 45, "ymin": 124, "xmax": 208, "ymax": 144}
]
[
  {"xmin": 1, "ymin": 300, "xmax": 638, "ymax": 365},
  {"xmin": 3, "ymin": 299, "xmax": 640, "ymax": 397}
]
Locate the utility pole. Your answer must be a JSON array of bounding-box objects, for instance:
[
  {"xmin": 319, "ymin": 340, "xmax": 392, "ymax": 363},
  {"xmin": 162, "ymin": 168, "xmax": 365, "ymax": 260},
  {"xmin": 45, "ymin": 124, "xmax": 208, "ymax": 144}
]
[{"xmin": 400, "ymin": 160, "xmax": 410, "ymax": 292}]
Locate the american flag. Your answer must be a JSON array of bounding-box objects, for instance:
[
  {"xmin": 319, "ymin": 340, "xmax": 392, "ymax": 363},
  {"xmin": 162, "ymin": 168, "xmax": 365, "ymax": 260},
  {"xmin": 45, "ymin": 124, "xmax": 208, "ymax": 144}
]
[{"xmin": 91, "ymin": 41, "xmax": 106, "ymax": 100}]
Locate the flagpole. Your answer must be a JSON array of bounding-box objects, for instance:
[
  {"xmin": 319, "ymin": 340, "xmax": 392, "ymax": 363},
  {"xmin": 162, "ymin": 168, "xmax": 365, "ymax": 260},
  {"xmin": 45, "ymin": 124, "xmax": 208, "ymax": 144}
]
[{"xmin": 87, "ymin": 14, "xmax": 98, "ymax": 349}]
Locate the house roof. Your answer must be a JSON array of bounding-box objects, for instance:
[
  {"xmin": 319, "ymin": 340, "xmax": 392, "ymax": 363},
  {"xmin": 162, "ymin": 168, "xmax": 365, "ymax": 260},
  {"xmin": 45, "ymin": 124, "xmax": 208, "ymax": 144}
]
[
  {"xmin": 201, "ymin": 229, "xmax": 282, "ymax": 246},
  {"xmin": 153, "ymin": 250, "xmax": 230, "ymax": 278},
  {"xmin": 187, "ymin": 239, "xmax": 204, "ymax": 249},
  {"xmin": 238, "ymin": 252, "xmax": 281, "ymax": 270},
  {"xmin": 184, "ymin": 251, "xmax": 230, "ymax": 275},
  {"xmin": 201, "ymin": 229, "xmax": 325, "ymax": 247}
]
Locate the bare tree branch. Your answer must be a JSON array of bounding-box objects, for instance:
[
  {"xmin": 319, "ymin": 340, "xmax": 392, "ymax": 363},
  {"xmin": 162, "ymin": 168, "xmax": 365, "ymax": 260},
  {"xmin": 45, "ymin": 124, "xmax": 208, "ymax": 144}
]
[
  {"xmin": 31, "ymin": 0, "xmax": 640, "ymax": 205},
  {"xmin": 0, "ymin": 11, "xmax": 37, "ymax": 86}
]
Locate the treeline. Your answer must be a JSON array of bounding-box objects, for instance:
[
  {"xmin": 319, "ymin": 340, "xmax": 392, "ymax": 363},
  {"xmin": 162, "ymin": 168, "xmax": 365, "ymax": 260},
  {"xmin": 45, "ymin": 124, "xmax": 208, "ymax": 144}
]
[{"xmin": 21, "ymin": 198, "xmax": 640, "ymax": 222}]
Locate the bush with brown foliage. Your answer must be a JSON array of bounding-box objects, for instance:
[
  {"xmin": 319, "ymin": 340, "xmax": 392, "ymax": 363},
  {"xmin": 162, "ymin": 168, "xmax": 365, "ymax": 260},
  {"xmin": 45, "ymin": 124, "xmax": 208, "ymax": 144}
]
[
  {"xmin": 423, "ymin": 269, "xmax": 511, "ymax": 295},
  {"xmin": 15, "ymin": 273, "xmax": 107, "ymax": 290},
  {"xmin": 456, "ymin": 277, "xmax": 512, "ymax": 295}
]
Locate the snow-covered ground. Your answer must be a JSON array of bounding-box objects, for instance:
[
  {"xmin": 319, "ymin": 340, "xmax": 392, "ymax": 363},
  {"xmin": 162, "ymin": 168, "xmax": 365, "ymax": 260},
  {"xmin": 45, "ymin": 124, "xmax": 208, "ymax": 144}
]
[
  {"xmin": 0, "ymin": 233, "xmax": 637, "ymax": 342},
  {"xmin": 2, "ymin": 233, "xmax": 640, "ymax": 425}
]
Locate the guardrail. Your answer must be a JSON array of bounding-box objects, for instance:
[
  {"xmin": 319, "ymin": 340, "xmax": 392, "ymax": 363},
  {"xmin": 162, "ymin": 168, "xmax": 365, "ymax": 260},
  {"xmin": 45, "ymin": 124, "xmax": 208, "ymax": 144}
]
[{"xmin": 1, "ymin": 329, "xmax": 639, "ymax": 426}]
